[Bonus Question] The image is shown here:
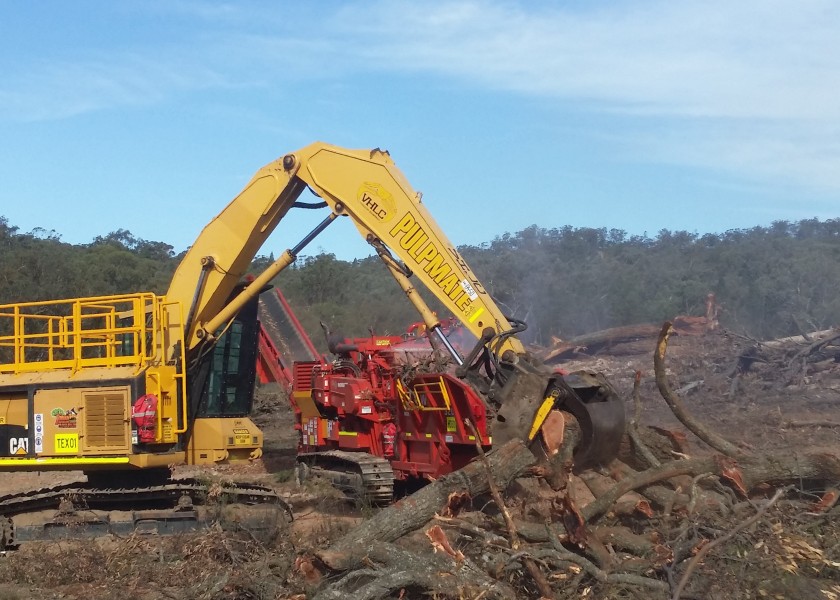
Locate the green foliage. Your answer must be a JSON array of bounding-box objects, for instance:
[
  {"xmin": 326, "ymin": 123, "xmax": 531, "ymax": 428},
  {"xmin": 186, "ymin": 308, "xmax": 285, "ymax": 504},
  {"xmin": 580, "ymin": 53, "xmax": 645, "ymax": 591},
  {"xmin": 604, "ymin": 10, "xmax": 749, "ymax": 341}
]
[
  {"xmin": 1, "ymin": 215, "xmax": 839, "ymax": 342},
  {"xmin": 275, "ymin": 254, "xmax": 423, "ymax": 344},
  {"xmin": 0, "ymin": 220, "xmax": 176, "ymax": 303},
  {"xmin": 460, "ymin": 220, "xmax": 840, "ymax": 342}
]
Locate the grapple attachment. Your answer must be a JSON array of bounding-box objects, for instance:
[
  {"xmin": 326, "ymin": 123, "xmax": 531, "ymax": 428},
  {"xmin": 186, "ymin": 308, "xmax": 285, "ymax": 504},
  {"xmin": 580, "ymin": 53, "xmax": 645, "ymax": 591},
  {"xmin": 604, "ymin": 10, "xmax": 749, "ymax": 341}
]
[
  {"xmin": 555, "ymin": 371, "xmax": 625, "ymax": 467},
  {"xmin": 490, "ymin": 366, "xmax": 625, "ymax": 469}
]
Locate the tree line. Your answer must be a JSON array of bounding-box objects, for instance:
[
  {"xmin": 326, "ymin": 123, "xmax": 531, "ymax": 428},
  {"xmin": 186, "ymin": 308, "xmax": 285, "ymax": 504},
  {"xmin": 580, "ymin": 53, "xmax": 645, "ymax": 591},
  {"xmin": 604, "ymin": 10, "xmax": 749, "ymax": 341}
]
[{"xmin": 2, "ymin": 215, "xmax": 839, "ymax": 344}]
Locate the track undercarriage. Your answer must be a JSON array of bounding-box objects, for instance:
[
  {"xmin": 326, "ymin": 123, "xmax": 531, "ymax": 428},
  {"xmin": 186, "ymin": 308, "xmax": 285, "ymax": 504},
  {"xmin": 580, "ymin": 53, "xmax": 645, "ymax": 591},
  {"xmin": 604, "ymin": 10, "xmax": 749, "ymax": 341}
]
[
  {"xmin": 0, "ymin": 477, "xmax": 292, "ymax": 549},
  {"xmin": 296, "ymin": 450, "xmax": 396, "ymax": 504}
]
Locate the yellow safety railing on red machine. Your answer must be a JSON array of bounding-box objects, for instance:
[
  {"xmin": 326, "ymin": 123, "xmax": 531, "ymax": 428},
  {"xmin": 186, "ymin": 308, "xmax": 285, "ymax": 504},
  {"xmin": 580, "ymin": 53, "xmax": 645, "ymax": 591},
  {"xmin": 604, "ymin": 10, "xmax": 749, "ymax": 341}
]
[
  {"xmin": 0, "ymin": 293, "xmax": 171, "ymax": 375},
  {"xmin": 396, "ymin": 376, "xmax": 453, "ymax": 412}
]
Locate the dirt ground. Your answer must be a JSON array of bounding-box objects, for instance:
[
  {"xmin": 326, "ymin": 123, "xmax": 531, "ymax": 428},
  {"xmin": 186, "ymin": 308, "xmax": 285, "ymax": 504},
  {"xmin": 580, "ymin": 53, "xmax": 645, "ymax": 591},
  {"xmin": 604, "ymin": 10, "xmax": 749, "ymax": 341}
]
[
  {"xmin": 1, "ymin": 331, "xmax": 838, "ymax": 599},
  {"xmin": 562, "ymin": 332, "xmax": 840, "ymax": 454}
]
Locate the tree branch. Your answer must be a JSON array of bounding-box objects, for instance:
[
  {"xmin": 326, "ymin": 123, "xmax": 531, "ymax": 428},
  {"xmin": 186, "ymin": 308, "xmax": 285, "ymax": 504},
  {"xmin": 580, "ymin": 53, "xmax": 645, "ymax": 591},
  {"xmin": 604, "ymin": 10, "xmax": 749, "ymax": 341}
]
[
  {"xmin": 655, "ymin": 322, "xmax": 744, "ymax": 458},
  {"xmin": 545, "ymin": 525, "xmax": 669, "ymax": 592},
  {"xmin": 671, "ymin": 487, "xmax": 787, "ymax": 600}
]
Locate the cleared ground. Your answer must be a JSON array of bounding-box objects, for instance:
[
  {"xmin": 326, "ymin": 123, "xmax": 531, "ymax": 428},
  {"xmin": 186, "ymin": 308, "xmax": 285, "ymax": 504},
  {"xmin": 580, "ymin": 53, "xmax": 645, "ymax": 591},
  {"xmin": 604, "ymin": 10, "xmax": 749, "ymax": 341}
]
[{"xmin": 1, "ymin": 331, "xmax": 838, "ymax": 599}]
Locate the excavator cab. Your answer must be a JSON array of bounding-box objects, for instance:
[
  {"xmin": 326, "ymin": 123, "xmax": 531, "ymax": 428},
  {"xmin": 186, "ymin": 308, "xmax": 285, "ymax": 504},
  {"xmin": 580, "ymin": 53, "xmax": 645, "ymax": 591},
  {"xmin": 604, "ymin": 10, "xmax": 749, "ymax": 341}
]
[{"xmin": 189, "ymin": 293, "xmax": 261, "ymax": 420}]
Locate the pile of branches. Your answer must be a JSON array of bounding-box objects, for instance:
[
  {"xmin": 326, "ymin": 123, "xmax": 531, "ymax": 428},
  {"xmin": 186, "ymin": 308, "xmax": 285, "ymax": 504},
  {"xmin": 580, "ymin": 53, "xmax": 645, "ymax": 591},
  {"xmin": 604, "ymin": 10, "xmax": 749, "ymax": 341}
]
[
  {"xmin": 295, "ymin": 322, "xmax": 840, "ymax": 599},
  {"xmin": 733, "ymin": 327, "xmax": 840, "ymax": 388}
]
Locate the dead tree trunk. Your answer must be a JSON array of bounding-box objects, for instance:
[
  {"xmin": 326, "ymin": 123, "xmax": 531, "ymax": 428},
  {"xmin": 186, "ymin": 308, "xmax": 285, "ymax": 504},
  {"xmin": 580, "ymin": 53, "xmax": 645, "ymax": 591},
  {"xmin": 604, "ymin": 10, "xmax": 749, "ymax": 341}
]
[
  {"xmin": 655, "ymin": 322, "xmax": 744, "ymax": 458},
  {"xmin": 317, "ymin": 439, "xmax": 536, "ymax": 570}
]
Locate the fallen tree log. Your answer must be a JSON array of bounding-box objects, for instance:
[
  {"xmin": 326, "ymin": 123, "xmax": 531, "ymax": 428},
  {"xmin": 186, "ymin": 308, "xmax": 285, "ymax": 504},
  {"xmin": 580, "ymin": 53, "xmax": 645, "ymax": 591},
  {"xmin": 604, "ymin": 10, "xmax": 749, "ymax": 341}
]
[
  {"xmin": 310, "ymin": 321, "xmax": 840, "ymax": 599},
  {"xmin": 582, "ymin": 324, "xmax": 840, "ymax": 523},
  {"xmin": 733, "ymin": 328, "xmax": 840, "ymax": 377},
  {"xmin": 581, "ymin": 450, "xmax": 840, "ymax": 522},
  {"xmin": 317, "ymin": 439, "xmax": 536, "ymax": 570},
  {"xmin": 756, "ymin": 328, "xmax": 839, "ymax": 350},
  {"xmin": 541, "ymin": 324, "xmax": 661, "ymax": 363}
]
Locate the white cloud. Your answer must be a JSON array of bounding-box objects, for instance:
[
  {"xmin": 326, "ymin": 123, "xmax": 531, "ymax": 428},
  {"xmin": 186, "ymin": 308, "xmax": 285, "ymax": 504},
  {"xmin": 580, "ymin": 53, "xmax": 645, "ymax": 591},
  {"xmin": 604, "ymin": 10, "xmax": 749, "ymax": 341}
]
[
  {"xmin": 1, "ymin": 0, "xmax": 838, "ymax": 197},
  {"xmin": 1, "ymin": 54, "xmax": 228, "ymax": 122},
  {"xmin": 327, "ymin": 0, "xmax": 840, "ymax": 121},
  {"xmin": 6, "ymin": 1, "xmax": 838, "ymax": 122},
  {"xmin": 318, "ymin": 0, "xmax": 840, "ymax": 197}
]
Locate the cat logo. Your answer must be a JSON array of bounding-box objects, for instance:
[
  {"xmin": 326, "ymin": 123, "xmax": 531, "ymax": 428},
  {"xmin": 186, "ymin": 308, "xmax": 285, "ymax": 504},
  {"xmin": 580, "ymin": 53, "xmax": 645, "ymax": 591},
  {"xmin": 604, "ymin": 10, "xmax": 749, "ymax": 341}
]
[{"xmin": 9, "ymin": 437, "xmax": 28, "ymax": 455}]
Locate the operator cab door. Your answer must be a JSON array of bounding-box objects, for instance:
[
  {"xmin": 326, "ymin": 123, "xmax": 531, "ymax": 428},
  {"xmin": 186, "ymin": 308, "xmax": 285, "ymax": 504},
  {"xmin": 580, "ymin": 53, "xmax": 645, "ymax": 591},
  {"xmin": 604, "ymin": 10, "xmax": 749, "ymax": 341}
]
[{"xmin": 188, "ymin": 291, "xmax": 260, "ymax": 420}]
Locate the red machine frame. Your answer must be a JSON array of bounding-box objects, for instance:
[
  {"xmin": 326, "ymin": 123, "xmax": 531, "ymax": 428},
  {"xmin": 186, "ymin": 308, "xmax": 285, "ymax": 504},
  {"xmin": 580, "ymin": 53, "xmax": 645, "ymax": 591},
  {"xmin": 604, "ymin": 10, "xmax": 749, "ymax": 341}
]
[{"xmin": 289, "ymin": 334, "xmax": 491, "ymax": 481}]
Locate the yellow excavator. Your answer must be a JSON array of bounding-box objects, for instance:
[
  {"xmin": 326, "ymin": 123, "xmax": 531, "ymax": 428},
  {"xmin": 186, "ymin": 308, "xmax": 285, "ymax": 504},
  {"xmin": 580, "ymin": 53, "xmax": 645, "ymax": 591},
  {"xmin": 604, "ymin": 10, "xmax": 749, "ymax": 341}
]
[{"xmin": 0, "ymin": 142, "xmax": 624, "ymax": 545}]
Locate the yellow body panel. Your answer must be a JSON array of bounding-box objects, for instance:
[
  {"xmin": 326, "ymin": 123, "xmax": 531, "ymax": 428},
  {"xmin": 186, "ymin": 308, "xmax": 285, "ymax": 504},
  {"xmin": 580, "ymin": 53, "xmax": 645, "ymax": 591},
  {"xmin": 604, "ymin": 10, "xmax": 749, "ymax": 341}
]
[
  {"xmin": 0, "ymin": 457, "xmax": 130, "ymax": 468},
  {"xmin": 188, "ymin": 417, "xmax": 262, "ymax": 465},
  {"xmin": 0, "ymin": 393, "xmax": 28, "ymax": 429},
  {"xmin": 128, "ymin": 451, "xmax": 187, "ymax": 469},
  {"xmin": 0, "ymin": 454, "xmax": 187, "ymax": 470},
  {"xmin": 28, "ymin": 385, "xmax": 131, "ymax": 457},
  {"xmin": 292, "ymin": 390, "xmax": 321, "ymax": 419},
  {"xmin": 0, "ymin": 365, "xmax": 139, "ymax": 388},
  {"xmin": 299, "ymin": 145, "xmax": 519, "ymax": 352}
]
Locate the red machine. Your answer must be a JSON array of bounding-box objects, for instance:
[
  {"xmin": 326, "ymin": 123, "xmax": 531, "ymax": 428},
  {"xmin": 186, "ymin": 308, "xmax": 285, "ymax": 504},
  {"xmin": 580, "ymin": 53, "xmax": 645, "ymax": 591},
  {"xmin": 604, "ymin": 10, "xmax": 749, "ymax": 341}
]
[
  {"xmin": 256, "ymin": 325, "xmax": 292, "ymax": 387},
  {"xmin": 256, "ymin": 288, "xmax": 320, "ymax": 388},
  {"xmin": 289, "ymin": 330, "xmax": 490, "ymax": 501}
]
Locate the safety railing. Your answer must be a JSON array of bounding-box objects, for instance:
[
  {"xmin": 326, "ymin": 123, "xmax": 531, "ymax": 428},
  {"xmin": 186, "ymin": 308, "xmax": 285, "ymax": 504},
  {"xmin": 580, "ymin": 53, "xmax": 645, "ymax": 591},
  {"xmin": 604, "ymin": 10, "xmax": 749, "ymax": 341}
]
[
  {"xmin": 396, "ymin": 376, "xmax": 453, "ymax": 412},
  {"xmin": 0, "ymin": 293, "xmax": 171, "ymax": 375}
]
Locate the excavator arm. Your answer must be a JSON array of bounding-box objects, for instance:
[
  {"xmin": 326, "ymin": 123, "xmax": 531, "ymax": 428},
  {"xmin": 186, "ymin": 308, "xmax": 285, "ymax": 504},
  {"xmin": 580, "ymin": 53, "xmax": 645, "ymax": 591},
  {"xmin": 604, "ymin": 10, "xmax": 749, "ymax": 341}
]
[
  {"xmin": 167, "ymin": 142, "xmax": 623, "ymax": 464},
  {"xmin": 166, "ymin": 143, "xmax": 519, "ymax": 357}
]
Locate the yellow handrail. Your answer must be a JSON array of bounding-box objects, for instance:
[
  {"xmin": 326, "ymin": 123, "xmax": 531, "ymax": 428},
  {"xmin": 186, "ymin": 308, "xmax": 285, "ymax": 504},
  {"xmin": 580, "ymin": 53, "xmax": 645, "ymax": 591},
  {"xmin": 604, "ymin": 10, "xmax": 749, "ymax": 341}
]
[
  {"xmin": 165, "ymin": 300, "xmax": 189, "ymax": 434},
  {"xmin": 396, "ymin": 376, "xmax": 452, "ymax": 412},
  {"xmin": 0, "ymin": 293, "xmax": 169, "ymax": 375}
]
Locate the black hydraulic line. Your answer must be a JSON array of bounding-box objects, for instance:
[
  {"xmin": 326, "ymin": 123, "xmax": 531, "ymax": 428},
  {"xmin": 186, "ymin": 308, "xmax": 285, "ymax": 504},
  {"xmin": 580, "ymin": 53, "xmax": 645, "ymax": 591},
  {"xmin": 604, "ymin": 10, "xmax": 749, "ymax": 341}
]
[
  {"xmin": 292, "ymin": 200, "xmax": 329, "ymax": 209},
  {"xmin": 291, "ymin": 213, "xmax": 338, "ymax": 257},
  {"xmin": 456, "ymin": 327, "xmax": 496, "ymax": 378},
  {"xmin": 183, "ymin": 258, "xmax": 214, "ymax": 351}
]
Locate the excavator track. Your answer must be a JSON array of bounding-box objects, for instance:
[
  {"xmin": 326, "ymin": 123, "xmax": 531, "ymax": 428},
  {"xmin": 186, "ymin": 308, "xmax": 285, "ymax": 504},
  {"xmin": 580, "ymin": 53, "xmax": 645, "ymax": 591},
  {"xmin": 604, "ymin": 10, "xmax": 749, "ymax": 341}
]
[
  {"xmin": 297, "ymin": 450, "xmax": 395, "ymax": 504},
  {"xmin": 0, "ymin": 479, "xmax": 292, "ymax": 549}
]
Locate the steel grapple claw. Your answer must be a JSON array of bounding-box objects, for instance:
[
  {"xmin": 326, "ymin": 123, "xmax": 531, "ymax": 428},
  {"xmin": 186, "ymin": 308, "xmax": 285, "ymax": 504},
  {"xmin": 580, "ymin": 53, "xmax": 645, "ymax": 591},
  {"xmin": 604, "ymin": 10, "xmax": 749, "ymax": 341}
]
[{"xmin": 490, "ymin": 367, "xmax": 625, "ymax": 469}]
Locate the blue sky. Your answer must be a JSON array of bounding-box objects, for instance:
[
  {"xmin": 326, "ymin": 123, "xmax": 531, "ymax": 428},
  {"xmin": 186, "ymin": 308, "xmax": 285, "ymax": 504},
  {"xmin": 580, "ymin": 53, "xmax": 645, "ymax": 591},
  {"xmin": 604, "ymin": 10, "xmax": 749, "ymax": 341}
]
[{"xmin": 1, "ymin": 0, "xmax": 838, "ymax": 260}]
